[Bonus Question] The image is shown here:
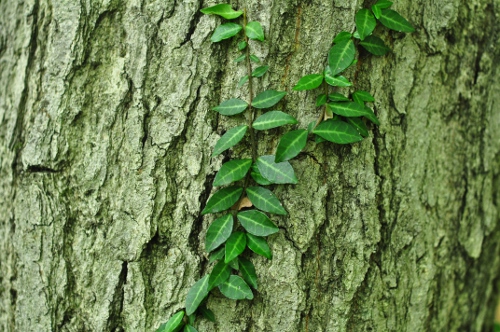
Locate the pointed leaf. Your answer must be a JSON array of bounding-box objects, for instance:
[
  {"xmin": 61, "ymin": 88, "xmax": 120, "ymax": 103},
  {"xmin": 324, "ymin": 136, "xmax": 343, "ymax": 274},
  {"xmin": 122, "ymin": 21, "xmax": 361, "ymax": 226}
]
[
  {"xmin": 333, "ymin": 31, "xmax": 352, "ymax": 43},
  {"xmin": 372, "ymin": 0, "xmax": 393, "ymax": 19},
  {"xmin": 213, "ymin": 159, "xmax": 252, "ymax": 186},
  {"xmin": 245, "ymin": 21, "xmax": 264, "ymax": 41},
  {"xmin": 199, "ymin": 306, "xmax": 216, "ymax": 322},
  {"xmin": 225, "ymin": 232, "xmax": 247, "ymax": 263},
  {"xmin": 206, "ymin": 214, "xmax": 233, "ymax": 252},
  {"xmin": 379, "ymin": 9, "xmax": 415, "ymax": 33},
  {"xmin": 239, "ymin": 257, "xmax": 258, "ymax": 289},
  {"xmin": 250, "ymin": 164, "xmax": 272, "ymax": 185},
  {"xmin": 275, "ymin": 129, "xmax": 308, "ymax": 162},
  {"xmin": 187, "ymin": 314, "xmax": 195, "ymax": 325},
  {"xmin": 246, "ymin": 186, "xmax": 287, "ymax": 215},
  {"xmin": 212, "ymin": 98, "xmax": 248, "ymax": 116},
  {"xmin": 252, "ymin": 90, "xmax": 287, "ymax": 109},
  {"xmin": 256, "ymin": 155, "xmax": 297, "ymax": 184},
  {"xmin": 347, "ymin": 118, "xmax": 369, "ymax": 137},
  {"xmin": 313, "ymin": 119, "xmax": 363, "ymax": 144},
  {"xmin": 362, "ymin": 106, "xmax": 380, "ymax": 125},
  {"xmin": 329, "ymin": 102, "xmax": 380, "ymax": 125},
  {"xmin": 228, "ymin": 258, "xmax": 239, "ymax": 270},
  {"xmin": 238, "ymin": 41, "xmax": 247, "ymax": 50},
  {"xmin": 293, "ymin": 74, "xmax": 324, "ymax": 91},
  {"xmin": 237, "ymin": 210, "xmax": 279, "ymax": 236},
  {"xmin": 208, "ymin": 260, "xmax": 231, "ymax": 290},
  {"xmin": 249, "ymin": 54, "xmax": 260, "ymax": 63},
  {"xmin": 355, "ymin": 9, "xmax": 377, "ymax": 40},
  {"xmin": 329, "ymin": 93, "xmax": 350, "ymax": 102},
  {"xmin": 360, "ymin": 35, "xmax": 390, "ymax": 56},
  {"xmin": 202, "ymin": 187, "xmax": 243, "ymax": 215},
  {"xmin": 246, "ymin": 233, "xmax": 272, "ymax": 259},
  {"xmin": 185, "ymin": 275, "xmax": 209, "ymax": 315},
  {"xmin": 328, "ymin": 39, "xmax": 355, "ymax": 75},
  {"xmin": 252, "ymin": 111, "xmax": 297, "ymax": 130},
  {"xmin": 200, "ymin": 4, "xmax": 243, "ymax": 20},
  {"xmin": 156, "ymin": 311, "xmax": 185, "ymax": 332},
  {"xmin": 352, "ymin": 90, "xmax": 375, "ymax": 103},
  {"xmin": 316, "ymin": 94, "xmax": 327, "ymax": 107},
  {"xmin": 234, "ymin": 54, "xmax": 246, "ymax": 62},
  {"xmin": 184, "ymin": 325, "xmax": 198, "ymax": 332},
  {"xmin": 238, "ymin": 75, "xmax": 249, "ymax": 88},
  {"xmin": 212, "ymin": 125, "xmax": 248, "ymax": 156},
  {"xmin": 219, "ymin": 275, "xmax": 254, "ymax": 300},
  {"xmin": 211, "ymin": 23, "xmax": 243, "ymax": 43},
  {"xmin": 252, "ymin": 65, "xmax": 269, "ymax": 78},
  {"xmin": 325, "ymin": 67, "xmax": 352, "ymax": 87},
  {"xmin": 209, "ymin": 247, "xmax": 225, "ymax": 263}
]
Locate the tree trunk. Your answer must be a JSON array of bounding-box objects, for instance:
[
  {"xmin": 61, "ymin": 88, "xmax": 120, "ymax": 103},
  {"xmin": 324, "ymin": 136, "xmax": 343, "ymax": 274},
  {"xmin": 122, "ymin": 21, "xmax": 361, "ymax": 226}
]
[{"xmin": 1, "ymin": 0, "xmax": 499, "ymax": 331}]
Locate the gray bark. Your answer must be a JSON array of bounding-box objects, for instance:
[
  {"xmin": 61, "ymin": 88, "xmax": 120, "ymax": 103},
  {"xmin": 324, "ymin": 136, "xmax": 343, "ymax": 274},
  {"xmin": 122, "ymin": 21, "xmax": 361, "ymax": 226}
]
[{"xmin": 1, "ymin": 0, "xmax": 499, "ymax": 331}]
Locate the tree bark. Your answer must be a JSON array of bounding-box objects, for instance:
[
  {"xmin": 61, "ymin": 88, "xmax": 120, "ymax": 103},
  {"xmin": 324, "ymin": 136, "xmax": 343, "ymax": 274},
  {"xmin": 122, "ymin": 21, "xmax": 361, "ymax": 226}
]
[{"xmin": 1, "ymin": 0, "xmax": 499, "ymax": 331}]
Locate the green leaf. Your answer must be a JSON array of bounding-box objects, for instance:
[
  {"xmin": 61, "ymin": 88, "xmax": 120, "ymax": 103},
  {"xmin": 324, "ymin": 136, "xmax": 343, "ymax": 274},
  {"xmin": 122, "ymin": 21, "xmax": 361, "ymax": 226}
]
[
  {"xmin": 246, "ymin": 186, "xmax": 287, "ymax": 215},
  {"xmin": 252, "ymin": 65, "xmax": 269, "ymax": 78},
  {"xmin": 313, "ymin": 119, "xmax": 363, "ymax": 144},
  {"xmin": 379, "ymin": 9, "xmax": 415, "ymax": 33},
  {"xmin": 355, "ymin": 9, "xmax": 377, "ymax": 40},
  {"xmin": 237, "ymin": 209, "xmax": 279, "ymax": 236},
  {"xmin": 328, "ymin": 39, "xmax": 355, "ymax": 75},
  {"xmin": 227, "ymin": 258, "xmax": 239, "ymax": 270},
  {"xmin": 225, "ymin": 232, "xmax": 247, "ymax": 263},
  {"xmin": 199, "ymin": 306, "xmax": 216, "ymax": 322},
  {"xmin": 200, "ymin": 4, "xmax": 243, "ymax": 20},
  {"xmin": 208, "ymin": 260, "xmax": 231, "ymax": 290},
  {"xmin": 352, "ymin": 90, "xmax": 375, "ymax": 103},
  {"xmin": 325, "ymin": 67, "xmax": 352, "ymax": 87},
  {"xmin": 238, "ymin": 75, "xmax": 249, "ymax": 88},
  {"xmin": 239, "ymin": 257, "xmax": 258, "ymax": 289},
  {"xmin": 209, "ymin": 247, "xmax": 225, "ymax": 263},
  {"xmin": 156, "ymin": 311, "xmax": 185, "ymax": 332},
  {"xmin": 185, "ymin": 275, "xmax": 209, "ymax": 315},
  {"xmin": 362, "ymin": 106, "xmax": 380, "ymax": 125},
  {"xmin": 212, "ymin": 125, "xmax": 248, "ymax": 156},
  {"xmin": 234, "ymin": 54, "xmax": 246, "ymax": 63},
  {"xmin": 315, "ymin": 134, "xmax": 327, "ymax": 143},
  {"xmin": 219, "ymin": 275, "xmax": 253, "ymax": 300},
  {"xmin": 184, "ymin": 325, "xmax": 198, "ymax": 332},
  {"xmin": 329, "ymin": 102, "xmax": 380, "ymax": 125},
  {"xmin": 187, "ymin": 314, "xmax": 195, "ymax": 325},
  {"xmin": 293, "ymin": 74, "xmax": 324, "ymax": 91},
  {"xmin": 245, "ymin": 21, "xmax": 264, "ymax": 41},
  {"xmin": 307, "ymin": 121, "xmax": 316, "ymax": 134},
  {"xmin": 238, "ymin": 41, "xmax": 247, "ymax": 50},
  {"xmin": 246, "ymin": 233, "xmax": 272, "ymax": 259},
  {"xmin": 249, "ymin": 54, "xmax": 260, "ymax": 63},
  {"xmin": 202, "ymin": 186, "xmax": 243, "ymax": 215},
  {"xmin": 211, "ymin": 23, "xmax": 243, "ymax": 43},
  {"xmin": 206, "ymin": 214, "xmax": 233, "ymax": 252},
  {"xmin": 360, "ymin": 35, "xmax": 390, "ymax": 56},
  {"xmin": 372, "ymin": 0, "xmax": 393, "ymax": 19},
  {"xmin": 256, "ymin": 155, "xmax": 298, "ymax": 184},
  {"xmin": 252, "ymin": 111, "xmax": 297, "ymax": 130},
  {"xmin": 316, "ymin": 94, "xmax": 327, "ymax": 107},
  {"xmin": 252, "ymin": 90, "xmax": 287, "ymax": 109},
  {"xmin": 250, "ymin": 164, "xmax": 272, "ymax": 186},
  {"xmin": 347, "ymin": 118, "xmax": 369, "ymax": 137},
  {"xmin": 333, "ymin": 31, "xmax": 352, "ymax": 43},
  {"xmin": 213, "ymin": 159, "xmax": 252, "ymax": 186},
  {"xmin": 275, "ymin": 129, "xmax": 308, "ymax": 162},
  {"xmin": 329, "ymin": 93, "xmax": 350, "ymax": 102},
  {"xmin": 212, "ymin": 98, "xmax": 248, "ymax": 116}
]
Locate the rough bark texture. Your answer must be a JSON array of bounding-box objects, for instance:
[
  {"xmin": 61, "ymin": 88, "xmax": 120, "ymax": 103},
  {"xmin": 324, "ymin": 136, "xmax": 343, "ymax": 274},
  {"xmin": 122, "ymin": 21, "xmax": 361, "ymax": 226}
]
[{"xmin": 1, "ymin": 0, "xmax": 499, "ymax": 331}]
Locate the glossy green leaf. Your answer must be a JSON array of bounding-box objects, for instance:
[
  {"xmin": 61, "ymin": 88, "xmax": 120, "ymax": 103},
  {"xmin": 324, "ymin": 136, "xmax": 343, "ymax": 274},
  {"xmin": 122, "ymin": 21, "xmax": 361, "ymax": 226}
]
[
  {"xmin": 238, "ymin": 41, "xmax": 247, "ymax": 50},
  {"xmin": 325, "ymin": 67, "xmax": 352, "ymax": 87},
  {"xmin": 212, "ymin": 125, "xmax": 248, "ymax": 156},
  {"xmin": 245, "ymin": 21, "xmax": 264, "ymax": 41},
  {"xmin": 225, "ymin": 232, "xmax": 247, "ymax": 263},
  {"xmin": 250, "ymin": 164, "xmax": 272, "ymax": 185},
  {"xmin": 307, "ymin": 121, "xmax": 316, "ymax": 134},
  {"xmin": 379, "ymin": 9, "xmax": 415, "ymax": 32},
  {"xmin": 239, "ymin": 257, "xmax": 258, "ymax": 289},
  {"xmin": 362, "ymin": 106, "xmax": 380, "ymax": 125},
  {"xmin": 252, "ymin": 65, "xmax": 269, "ymax": 77},
  {"xmin": 219, "ymin": 275, "xmax": 253, "ymax": 300},
  {"xmin": 329, "ymin": 93, "xmax": 350, "ymax": 102},
  {"xmin": 328, "ymin": 39, "xmax": 355, "ymax": 75},
  {"xmin": 202, "ymin": 186, "xmax": 243, "ymax": 215},
  {"xmin": 156, "ymin": 311, "xmax": 184, "ymax": 332},
  {"xmin": 315, "ymin": 134, "xmax": 327, "ymax": 143},
  {"xmin": 333, "ymin": 31, "xmax": 352, "ymax": 43},
  {"xmin": 187, "ymin": 314, "xmax": 195, "ymax": 325},
  {"xmin": 316, "ymin": 94, "xmax": 327, "ymax": 107},
  {"xmin": 238, "ymin": 75, "xmax": 249, "ymax": 87},
  {"xmin": 275, "ymin": 129, "xmax": 308, "ymax": 162},
  {"xmin": 213, "ymin": 159, "xmax": 252, "ymax": 186},
  {"xmin": 372, "ymin": 0, "xmax": 393, "ymax": 19},
  {"xmin": 355, "ymin": 9, "xmax": 377, "ymax": 40},
  {"xmin": 199, "ymin": 306, "xmax": 216, "ymax": 322},
  {"xmin": 347, "ymin": 118, "xmax": 369, "ymax": 137},
  {"xmin": 256, "ymin": 155, "xmax": 297, "ymax": 184},
  {"xmin": 353, "ymin": 31, "xmax": 361, "ymax": 39},
  {"xmin": 293, "ymin": 74, "xmax": 324, "ymax": 91},
  {"xmin": 246, "ymin": 233, "xmax": 272, "ymax": 259},
  {"xmin": 209, "ymin": 247, "xmax": 225, "ymax": 263},
  {"xmin": 200, "ymin": 4, "xmax": 243, "ymax": 19},
  {"xmin": 246, "ymin": 186, "xmax": 287, "ymax": 215},
  {"xmin": 185, "ymin": 275, "xmax": 209, "ymax": 315},
  {"xmin": 313, "ymin": 119, "xmax": 363, "ymax": 144},
  {"xmin": 234, "ymin": 54, "xmax": 246, "ymax": 62},
  {"xmin": 228, "ymin": 258, "xmax": 239, "ymax": 270},
  {"xmin": 208, "ymin": 260, "xmax": 231, "ymax": 290},
  {"xmin": 212, "ymin": 98, "xmax": 248, "ymax": 116},
  {"xmin": 184, "ymin": 325, "xmax": 198, "ymax": 332},
  {"xmin": 360, "ymin": 35, "xmax": 390, "ymax": 56},
  {"xmin": 206, "ymin": 214, "xmax": 233, "ymax": 252},
  {"xmin": 329, "ymin": 102, "xmax": 380, "ymax": 125},
  {"xmin": 252, "ymin": 111, "xmax": 297, "ymax": 130},
  {"xmin": 237, "ymin": 209, "xmax": 279, "ymax": 236},
  {"xmin": 252, "ymin": 90, "xmax": 287, "ymax": 109},
  {"xmin": 211, "ymin": 23, "xmax": 243, "ymax": 43},
  {"xmin": 249, "ymin": 54, "xmax": 260, "ymax": 63},
  {"xmin": 352, "ymin": 90, "xmax": 375, "ymax": 104}
]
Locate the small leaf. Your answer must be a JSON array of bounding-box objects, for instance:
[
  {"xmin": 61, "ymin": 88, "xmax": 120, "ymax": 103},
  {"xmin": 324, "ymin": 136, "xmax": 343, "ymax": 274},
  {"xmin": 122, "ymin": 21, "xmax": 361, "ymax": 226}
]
[
  {"xmin": 372, "ymin": 0, "xmax": 393, "ymax": 19},
  {"xmin": 213, "ymin": 159, "xmax": 252, "ymax": 186},
  {"xmin": 333, "ymin": 31, "xmax": 352, "ymax": 43},
  {"xmin": 293, "ymin": 74, "xmax": 324, "ymax": 91},
  {"xmin": 237, "ymin": 209, "xmax": 279, "ymax": 236},
  {"xmin": 316, "ymin": 94, "xmax": 327, "ymax": 107},
  {"xmin": 200, "ymin": 306, "xmax": 216, "ymax": 322},
  {"xmin": 239, "ymin": 257, "xmax": 258, "ymax": 289},
  {"xmin": 275, "ymin": 129, "xmax": 308, "ymax": 162},
  {"xmin": 156, "ymin": 311, "xmax": 185, "ymax": 332},
  {"xmin": 245, "ymin": 21, "xmax": 265, "ymax": 41},
  {"xmin": 209, "ymin": 260, "xmax": 231, "ymax": 290},
  {"xmin": 347, "ymin": 118, "xmax": 369, "ymax": 137},
  {"xmin": 313, "ymin": 119, "xmax": 363, "ymax": 144},
  {"xmin": 212, "ymin": 125, "xmax": 248, "ymax": 156},
  {"xmin": 238, "ymin": 41, "xmax": 247, "ymax": 50},
  {"xmin": 206, "ymin": 214, "xmax": 233, "ymax": 252},
  {"xmin": 252, "ymin": 65, "xmax": 269, "ymax": 78},
  {"xmin": 200, "ymin": 4, "xmax": 243, "ymax": 20},
  {"xmin": 250, "ymin": 164, "xmax": 272, "ymax": 185},
  {"xmin": 315, "ymin": 134, "xmax": 326, "ymax": 143},
  {"xmin": 256, "ymin": 155, "xmax": 298, "ymax": 184},
  {"xmin": 362, "ymin": 106, "xmax": 380, "ymax": 125},
  {"xmin": 202, "ymin": 187, "xmax": 243, "ymax": 215},
  {"xmin": 252, "ymin": 90, "xmax": 287, "ymax": 109},
  {"xmin": 212, "ymin": 98, "xmax": 248, "ymax": 116},
  {"xmin": 234, "ymin": 54, "xmax": 246, "ymax": 62},
  {"xmin": 228, "ymin": 258, "xmax": 239, "ymax": 270},
  {"xmin": 355, "ymin": 9, "xmax": 377, "ymax": 40},
  {"xmin": 252, "ymin": 111, "xmax": 297, "ymax": 130},
  {"xmin": 329, "ymin": 102, "xmax": 380, "ymax": 125},
  {"xmin": 211, "ymin": 23, "xmax": 243, "ymax": 43},
  {"xmin": 360, "ymin": 35, "xmax": 390, "ymax": 56},
  {"xmin": 187, "ymin": 314, "xmax": 195, "ymax": 325},
  {"xmin": 307, "ymin": 121, "xmax": 316, "ymax": 134},
  {"xmin": 246, "ymin": 186, "xmax": 287, "ymax": 215},
  {"xmin": 353, "ymin": 31, "xmax": 361, "ymax": 39},
  {"xmin": 238, "ymin": 75, "xmax": 249, "ymax": 88},
  {"xmin": 219, "ymin": 275, "xmax": 254, "ymax": 300},
  {"xmin": 209, "ymin": 247, "xmax": 225, "ymax": 263},
  {"xmin": 329, "ymin": 93, "xmax": 350, "ymax": 102},
  {"xmin": 379, "ymin": 9, "xmax": 415, "ymax": 33},
  {"xmin": 246, "ymin": 233, "xmax": 272, "ymax": 259},
  {"xmin": 352, "ymin": 90, "xmax": 375, "ymax": 104},
  {"xmin": 225, "ymin": 232, "xmax": 247, "ymax": 263},
  {"xmin": 328, "ymin": 39, "xmax": 355, "ymax": 75},
  {"xmin": 325, "ymin": 67, "xmax": 352, "ymax": 87},
  {"xmin": 185, "ymin": 275, "xmax": 209, "ymax": 315},
  {"xmin": 184, "ymin": 325, "xmax": 198, "ymax": 332},
  {"xmin": 249, "ymin": 54, "xmax": 260, "ymax": 63}
]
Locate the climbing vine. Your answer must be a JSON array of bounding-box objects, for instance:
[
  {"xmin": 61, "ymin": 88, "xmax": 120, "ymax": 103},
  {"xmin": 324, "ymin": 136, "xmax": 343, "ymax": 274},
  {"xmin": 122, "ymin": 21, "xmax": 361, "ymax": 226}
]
[{"xmin": 157, "ymin": 1, "xmax": 413, "ymax": 331}]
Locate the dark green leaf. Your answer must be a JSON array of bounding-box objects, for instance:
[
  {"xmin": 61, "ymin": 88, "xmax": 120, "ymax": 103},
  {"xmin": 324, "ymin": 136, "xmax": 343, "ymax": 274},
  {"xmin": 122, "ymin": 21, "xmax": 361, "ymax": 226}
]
[
  {"xmin": 256, "ymin": 155, "xmax": 298, "ymax": 184},
  {"xmin": 237, "ymin": 209, "xmax": 279, "ymax": 236},
  {"xmin": 213, "ymin": 159, "xmax": 252, "ymax": 186},
  {"xmin": 315, "ymin": 134, "xmax": 326, "ymax": 143},
  {"xmin": 209, "ymin": 247, "xmax": 225, "ymax": 263},
  {"xmin": 250, "ymin": 164, "xmax": 272, "ymax": 185},
  {"xmin": 328, "ymin": 102, "xmax": 380, "ymax": 125},
  {"xmin": 249, "ymin": 54, "xmax": 260, "ymax": 63},
  {"xmin": 202, "ymin": 187, "xmax": 243, "ymax": 215},
  {"xmin": 234, "ymin": 54, "xmax": 246, "ymax": 62},
  {"xmin": 238, "ymin": 41, "xmax": 247, "ymax": 50},
  {"xmin": 372, "ymin": 0, "xmax": 393, "ymax": 19},
  {"xmin": 211, "ymin": 23, "xmax": 243, "ymax": 43},
  {"xmin": 347, "ymin": 118, "xmax": 369, "ymax": 137},
  {"xmin": 219, "ymin": 275, "xmax": 253, "ymax": 300},
  {"xmin": 228, "ymin": 258, "xmax": 239, "ymax": 270},
  {"xmin": 238, "ymin": 75, "xmax": 249, "ymax": 88},
  {"xmin": 246, "ymin": 186, "xmax": 287, "ymax": 215},
  {"xmin": 185, "ymin": 275, "xmax": 209, "ymax": 315},
  {"xmin": 329, "ymin": 93, "xmax": 350, "ymax": 102},
  {"xmin": 360, "ymin": 35, "xmax": 390, "ymax": 56},
  {"xmin": 212, "ymin": 125, "xmax": 248, "ymax": 156},
  {"xmin": 355, "ymin": 9, "xmax": 377, "ymax": 40},
  {"xmin": 212, "ymin": 98, "xmax": 248, "ymax": 116},
  {"xmin": 206, "ymin": 214, "xmax": 233, "ymax": 252},
  {"xmin": 316, "ymin": 94, "xmax": 327, "ymax": 107},
  {"xmin": 252, "ymin": 90, "xmax": 287, "ymax": 109},
  {"xmin": 325, "ymin": 67, "xmax": 352, "ymax": 87},
  {"xmin": 379, "ymin": 9, "xmax": 415, "ymax": 33},
  {"xmin": 239, "ymin": 257, "xmax": 258, "ymax": 289},
  {"xmin": 293, "ymin": 74, "xmax": 324, "ymax": 91},
  {"xmin": 184, "ymin": 325, "xmax": 198, "ymax": 332},
  {"xmin": 156, "ymin": 311, "xmax": 185, "ymax": 332},
  {"xmin": 307, "ymin": 121, "xmax": 316, "ymax": 134},
  {"xmin": 362, "ymin": 106, "xmax": 380, "ymax": 125},
  {"xmin": 246, "ymin": 233, "xmax": 272, "ymax": 259},
  {"xmin": 201, "ymin": 4, "xmax": 243, "ymax": 20},
  {"xmin": 313, "ymin": 119, "xmax": 363, "ymax": 144},
  {"xmin": 352, "ymin": 90, "xmax": 375, "ymax": 103},
  {"xmin": 208, "ymin": 260, "xmax": 231, "ymax": 290},
  {"xmin": 328, "ymin": 39, "xmax": 355, "ymax": 75},
  {"xmin": 245, "ymin": 21, "xmax": 264, "ymax": 41},
  {"xmin": 252, "ymin": 111, "xmax": 297, "ymax": 130},
  {"xmin": 187, "ymin": 314, "xmax": 195, "ymax": 326},
  {"xmin": 225, "ymin": 232, "xmax": 247, "ymax": 263},
  {"xmin": 333, "ymin": 31, "xmax": 352, "ymax": 43},
  {"xmin": 252, "ymin": 65, "xmax": 269, "ymax": 77},
  {"xmin": 199, "ymin": 306, "xmax": 216, "ymax": 322},
  {"xmin": 275, "ymin": 129, "xmax": 308, "ymax": 162}
]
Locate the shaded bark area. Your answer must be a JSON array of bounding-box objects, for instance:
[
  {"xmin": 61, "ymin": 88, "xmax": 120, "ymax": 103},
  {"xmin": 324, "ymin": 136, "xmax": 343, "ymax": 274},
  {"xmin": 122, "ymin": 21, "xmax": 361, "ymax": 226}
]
[{"xmin": 0, "ymin": 0, "xmax": 499, "ymax": 331}]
